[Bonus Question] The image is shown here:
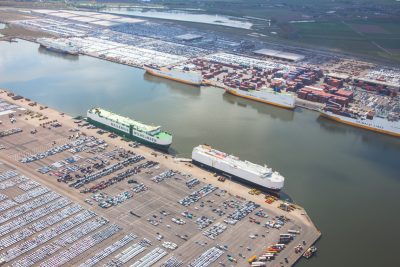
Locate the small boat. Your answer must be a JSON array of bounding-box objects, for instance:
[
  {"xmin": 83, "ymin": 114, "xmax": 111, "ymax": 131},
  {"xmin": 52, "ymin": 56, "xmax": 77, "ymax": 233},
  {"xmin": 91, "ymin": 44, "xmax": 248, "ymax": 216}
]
[{"xmin": 303, "ymin": 246, "xmax": 317, "ymax": 259}]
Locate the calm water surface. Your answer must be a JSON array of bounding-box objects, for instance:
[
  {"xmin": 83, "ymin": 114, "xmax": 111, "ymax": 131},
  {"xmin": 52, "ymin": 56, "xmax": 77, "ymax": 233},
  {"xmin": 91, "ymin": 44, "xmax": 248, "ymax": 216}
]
[
  {"xmin": 104, "ymin": 7, "xmax": 253, "ymax": 29},
  {"xmin": 0, "ymin": 40, "xmax": 399, "ymax": 267},
  {"xmin": 0, "ymin": 23, "xmax": 5, "ymax": 37}
]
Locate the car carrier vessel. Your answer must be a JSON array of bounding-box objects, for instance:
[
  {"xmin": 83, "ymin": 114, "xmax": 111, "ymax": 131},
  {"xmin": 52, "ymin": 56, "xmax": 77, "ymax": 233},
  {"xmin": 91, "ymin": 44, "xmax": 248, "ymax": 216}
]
[
  {"xmin": 225, "ymin": 87, "xmax": 296, "ymax": 109},
  {"xmin": 37, "ymin": 38, "xmax": 79, "ymax": 56},
  {"xmin": 87, "ymin": 108, "xmax": 172, "ymax": 150},
  {"xmin": 320, "ymin": 105, "xmax": 400, "ymax": 137},
  {"xmin": 144, "ymin": 65, "xmax": 202, "ymax": 86},
  {"xmin": 192, "ymin": 145, "xmax": 285, "ymax": 192}
]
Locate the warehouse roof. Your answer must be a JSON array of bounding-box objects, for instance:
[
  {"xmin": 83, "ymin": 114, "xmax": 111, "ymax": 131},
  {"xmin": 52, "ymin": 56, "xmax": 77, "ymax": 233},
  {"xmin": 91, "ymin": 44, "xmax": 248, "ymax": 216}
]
[
  {"xmin": 175, "ymin": 34, "xmax": 203, "ymax": 41},
  {"xmin": 326, "ymin": 72, "xmax": 350, "ymax": 80},
  {"xmin": 253, "ymin": 48, "xmax": 305, "ymax": 62}
]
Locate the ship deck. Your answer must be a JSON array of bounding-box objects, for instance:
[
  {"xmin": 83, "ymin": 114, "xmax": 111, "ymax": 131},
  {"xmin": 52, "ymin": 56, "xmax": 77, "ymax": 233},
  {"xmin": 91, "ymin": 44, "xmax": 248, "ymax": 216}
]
[
  {"xmin": 89, "ymin": 108, "xmax": 160, "ymax": 133},
  {"xmin": 196, "ymin": 146, "xmax": 284, "ymax": 180},
  {"xmin": 152, "ymin": 130, "xmax": 172, "ymax": 140}
]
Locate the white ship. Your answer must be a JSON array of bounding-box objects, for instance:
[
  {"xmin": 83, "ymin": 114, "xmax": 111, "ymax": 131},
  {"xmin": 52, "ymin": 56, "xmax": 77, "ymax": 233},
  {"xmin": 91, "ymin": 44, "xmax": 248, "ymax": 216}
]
[
  {"xmin": 87, "ymin": 108, "xmax": 172, "ymax": 150},
  {"xmin": 37, "ymin": 38, "xmax": 79, "ymax": 55},
  {"xmin": 192, "ymin": 145, "xmax": 285, "ymax": 192},
  {"xmin": 225, "ymin": 87, "xmax": 296, "ymax": 109},
  {"xmin": 144, "ymin": 65, "xmax": 203, "ymax": 86},
  {"xmin": 320, "ymin": 108, "xmax": 400, "ymax": 137}
]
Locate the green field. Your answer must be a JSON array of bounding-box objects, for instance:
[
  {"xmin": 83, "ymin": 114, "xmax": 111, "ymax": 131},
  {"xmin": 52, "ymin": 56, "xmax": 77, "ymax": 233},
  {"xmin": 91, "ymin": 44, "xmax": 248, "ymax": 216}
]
[
  {"xmin": 285, "ymin": 19, "xmax": 400, "ymax": 62},
  {"xmin": 28, "ymin": 0, "xmax": 400, "ymax": 63},
  {"xmin": 139, "ymin": 0, "xmax": 400, "ymax": 62}
]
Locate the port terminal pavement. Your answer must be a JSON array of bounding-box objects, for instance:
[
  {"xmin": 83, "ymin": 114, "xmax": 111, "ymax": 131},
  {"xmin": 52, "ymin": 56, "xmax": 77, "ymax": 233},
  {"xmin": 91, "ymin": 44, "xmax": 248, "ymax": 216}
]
[{"xmin": 0, "ymin": 89, "xmax": 321, "ymax": 266}]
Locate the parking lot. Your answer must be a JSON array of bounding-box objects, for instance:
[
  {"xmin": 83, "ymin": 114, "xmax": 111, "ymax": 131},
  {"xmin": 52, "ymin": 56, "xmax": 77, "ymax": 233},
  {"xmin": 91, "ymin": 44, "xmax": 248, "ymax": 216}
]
[{"xmin": 0, "ymin": 95, "xmax": 320, "ymax": 266}]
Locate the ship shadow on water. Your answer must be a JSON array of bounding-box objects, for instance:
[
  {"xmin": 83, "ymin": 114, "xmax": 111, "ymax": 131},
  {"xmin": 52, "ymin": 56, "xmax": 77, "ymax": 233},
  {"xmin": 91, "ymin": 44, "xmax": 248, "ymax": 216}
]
[
  {"xmin": 167, "ymin": 147, "xmax": 178, "ymax": 156},
  {"xmin": 37, "ymin": 46, "xmax": 79, "ymax": 61},
  {"xmin": 143, "ymin": 73, "xmax": 201, "ymax": 97},
  {"xmin": 279, "ymin": 191, "xmax": 293, "ymax": 202},
  {"xmin": 222, "ymin": 91, "xmax": 294, "ymax": 122},
  {"xmin": 316, "ymin": 116, "xmax": 350, "ymax": 135},
  {"xmin": 316, "ymin": 116, "xmax": 399, "ymax": 145}
]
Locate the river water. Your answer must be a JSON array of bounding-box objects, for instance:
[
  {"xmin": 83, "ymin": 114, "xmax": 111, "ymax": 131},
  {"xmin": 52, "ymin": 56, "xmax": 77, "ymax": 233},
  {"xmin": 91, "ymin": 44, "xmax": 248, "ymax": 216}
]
[
  {"xmin": 0, "ymin": 40, "xmax": 399, "ymax": 267},
  {"xmin": 0, "ymin": 23, "xmax": 5, "ymax": 37},
  {"xmin": 103, "ymin": 7, "xmax": 253, "ymax": 29}
]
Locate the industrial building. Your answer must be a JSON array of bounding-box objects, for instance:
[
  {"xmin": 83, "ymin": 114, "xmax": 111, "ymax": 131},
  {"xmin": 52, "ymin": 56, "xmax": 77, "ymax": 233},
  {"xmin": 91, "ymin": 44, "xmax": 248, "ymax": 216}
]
[
  {"xmin": 175, "ymin": 33, "xmax": 203, "ymax": 42},
  {"xmin": 253, "ymin": 48, "xmax": 305, "ymax": 62}
]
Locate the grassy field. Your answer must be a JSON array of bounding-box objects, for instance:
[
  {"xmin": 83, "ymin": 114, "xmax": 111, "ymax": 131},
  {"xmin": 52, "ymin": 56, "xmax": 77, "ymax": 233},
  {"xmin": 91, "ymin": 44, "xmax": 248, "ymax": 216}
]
[
  {"xmin": 5, "ymin": 0, "xmax": 399, "ymax": 63},
  {"xmin": 133, "ymin": 0, "xmax": 400, "ymax": 62},
  {"xmin": 284, "ymin": 19, "xmax": 400, "ymax": 62},
  {"xmin": 102, "ymin": 0, "xmax": 400, "ymax": 62}
]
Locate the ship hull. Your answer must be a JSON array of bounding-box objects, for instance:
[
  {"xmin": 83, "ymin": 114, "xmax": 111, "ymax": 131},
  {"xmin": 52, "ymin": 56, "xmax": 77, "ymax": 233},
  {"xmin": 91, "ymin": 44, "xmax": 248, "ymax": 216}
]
[
  {"xmin": 225, "ymin": 87, "xmax": 295, "ymax": 109},
  {"xmin": 192, "ymin": 159, "xmax": 280, "ymax": 195},
  {"xmin": 87, "ymin": 118, "xmax": 171, "ymax": 151},
  {"xmin": 40, "ymin": 44, "xmax": 79, "ymax": 56},
  {"xmin": 320, "ymin": 111, "xmax": 400, "ymax": 137},
  {"xmin": 144, "ymin": 67, "xmax": 202, "ymax": 86}
]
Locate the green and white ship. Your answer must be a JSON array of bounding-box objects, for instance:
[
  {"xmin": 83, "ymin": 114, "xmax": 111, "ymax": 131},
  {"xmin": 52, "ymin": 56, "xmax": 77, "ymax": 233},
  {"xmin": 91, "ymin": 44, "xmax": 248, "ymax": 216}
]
[{"xmin": 87, "ymin": 108, "xmax": 172, "ymax": 150}]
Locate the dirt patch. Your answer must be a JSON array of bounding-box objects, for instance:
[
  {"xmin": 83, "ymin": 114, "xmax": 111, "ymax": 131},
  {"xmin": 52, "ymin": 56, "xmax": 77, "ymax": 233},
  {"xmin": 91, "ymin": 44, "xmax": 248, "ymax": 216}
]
[
  {"xmin": 350, "ymin": 24, "xmax": 390, "ymax": 34},
  {"xmin": 0, "ymin": 1, "xmax": 65, "ymax": 9},
  {"xmin": 0, "ymin": 24, "xmax": 55, "ymax": 40},
  {"xmin": 0, "ymin": 10, "xmax": 36, "ymax": 22}
]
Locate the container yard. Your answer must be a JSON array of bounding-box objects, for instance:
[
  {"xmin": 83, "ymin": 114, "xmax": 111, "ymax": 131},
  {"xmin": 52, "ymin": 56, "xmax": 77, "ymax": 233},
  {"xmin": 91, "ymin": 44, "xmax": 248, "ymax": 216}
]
[
  {"xmin": 1, "ymin": 8, "xmax": 399, "ymax": 130},
  {"xmin": 2, "ymin": 10, "xmax": 400, "ymax": 135},
  {"xmin": 0, "ymin": 91, "xmax": 321, "ymax": 266},
  {"xmin": 1, "ymin": 5, "xmax": 399, "ymax": 267}
]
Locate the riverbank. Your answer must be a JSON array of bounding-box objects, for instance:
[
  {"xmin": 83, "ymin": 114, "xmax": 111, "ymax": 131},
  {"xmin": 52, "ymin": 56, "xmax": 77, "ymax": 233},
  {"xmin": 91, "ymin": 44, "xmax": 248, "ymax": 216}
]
[
  {"xmin": 1, "ymin": 39, "xmax": 400, "ymax": 267},
  {"xmin": 0, "ymin": 29, "xmax": 328, "ymax": 114},
  {"xmin": 1, "ymin": 8, "xmax": 398, "ymax": 140},
  {"xmin": 0, "ymin": 89, "xmax": 321, "ymax": 266},
  {"xmin": 203, "ymin": 79, "xmax": 324, "ymax": 111},
  {"xmin": 0, "ymin": 22, "xmax": 55, "ymax": 42},
  {"xmin": 0, "ymin": 89, "xmax": 319, "ymax": 228}
]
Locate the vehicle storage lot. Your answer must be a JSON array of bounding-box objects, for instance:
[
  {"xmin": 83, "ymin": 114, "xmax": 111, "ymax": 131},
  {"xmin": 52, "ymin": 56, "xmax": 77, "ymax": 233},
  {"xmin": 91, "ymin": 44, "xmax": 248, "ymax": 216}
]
[{"xmin": 0, "ymin": 96, "xmax": 320, "ymax": 267}]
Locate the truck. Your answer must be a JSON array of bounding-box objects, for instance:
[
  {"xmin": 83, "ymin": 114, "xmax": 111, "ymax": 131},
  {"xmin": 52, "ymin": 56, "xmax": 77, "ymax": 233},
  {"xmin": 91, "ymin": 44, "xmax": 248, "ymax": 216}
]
[{"xmin": 248, "ymin": 255, "xmax": 257, "ymax": 263}]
